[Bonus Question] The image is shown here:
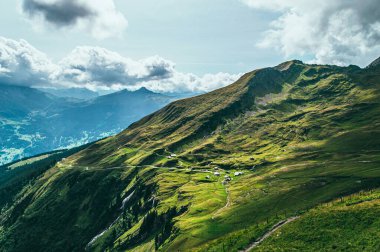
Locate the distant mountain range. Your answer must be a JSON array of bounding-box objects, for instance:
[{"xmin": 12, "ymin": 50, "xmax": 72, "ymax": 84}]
[
  {"xmin": 0, "ymin": 85, "xmax": 176, "ymax": 164},
  {"xmin": 37, "ymin": 87, "xmax": 100, "ymax": 100}
]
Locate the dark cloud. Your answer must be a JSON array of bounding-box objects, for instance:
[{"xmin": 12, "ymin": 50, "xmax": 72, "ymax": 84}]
[
  {"xmin": 21, "ymin": 0, "xmax": 128, "ymax": 39},
  {"xmin": 22, "ymin": 0, "xmax": 94, "ymax": 27},
  {"xmin": 145, "ymin": 62, "xmax": 173, "ymax": 80}
]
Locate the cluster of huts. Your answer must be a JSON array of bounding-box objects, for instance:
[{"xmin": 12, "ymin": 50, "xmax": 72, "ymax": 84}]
[{"xmin": 208, "ymin": 168, "xmax": 244, "ymax": 184}]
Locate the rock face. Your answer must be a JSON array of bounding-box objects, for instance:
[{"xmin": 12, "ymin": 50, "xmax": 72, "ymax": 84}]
[{"xmin": 367, "ymin": 56, "xmax": 380, "ymax": 68}]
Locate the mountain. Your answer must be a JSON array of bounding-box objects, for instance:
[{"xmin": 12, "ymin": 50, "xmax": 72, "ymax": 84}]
[
  {"xmin": 0, "ymin": 85, "xmax": 70, "ymax": 118},
  {"xmin": 0, "ymin": 59, "xmax": 380, "ymax": 251},
  {"xmin": 0, "ymin": 86, "xmax": 175, "ymax": 165},
  {"xmin": 37, "ymin": 87, "xmax": 100, "ymax": 100},
  {"xmin": 367, "ymin": 56, "xmax": 380, "ymax": 69}
]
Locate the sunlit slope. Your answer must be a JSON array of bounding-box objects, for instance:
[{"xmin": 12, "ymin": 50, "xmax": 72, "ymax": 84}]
[
  {"xmin": 255, "ymin": 189, "xmax": 380, "ymax": 251},
  {"xmin": 1, "ymin": 60, "xmax": 380, "ymax": 251}
]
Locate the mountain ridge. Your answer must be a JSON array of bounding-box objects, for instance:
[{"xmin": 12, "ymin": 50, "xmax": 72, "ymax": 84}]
[
  {"xmin": 1, "ymin": 58, "xmax": 380, "ymax": 251},
  {"xmin": 0, "ymin": 85, "xmax": 175, "ymax": 164}
]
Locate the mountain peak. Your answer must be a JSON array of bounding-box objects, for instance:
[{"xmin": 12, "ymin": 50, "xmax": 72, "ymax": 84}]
[
  {"xmin": 367, "ymin": 56, "xmax": 380, "ymax": 69},
  {"xmin": 135, "ymin": 87, "xmax": 152, "ymax": 93},
  {"xmin": 115, "ymin": 87, "xmax": 154, "ymax": 96},
  {"xmin": 274, "ymin": 60, "xmax": 304, "ymax": 72}
]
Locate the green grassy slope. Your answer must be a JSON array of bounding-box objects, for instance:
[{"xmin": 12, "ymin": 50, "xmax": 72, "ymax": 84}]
[
  {"xmin": 1, "ymin": 60, "xmax": 380, "ymax": 251},
  {"xmin": 0, "ymin": 145, "xmax": 90, "ymax": 210},
  {"xmin": 255, "ymin": 189, "xmax": 380, "ymax": 251}
]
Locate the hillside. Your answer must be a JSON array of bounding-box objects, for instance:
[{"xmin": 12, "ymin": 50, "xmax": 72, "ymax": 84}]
[
  {"xmin": 0, "ymin": 145, "xmax": 91, "ymax": 211},
  {"xmin": 0, "ymin": 86, "xmax": 174, "ymax": 164},
  {"xmin": 0, "ymin": 59, "xmax": 380, "ymax": 251},
  {"xmin": 255, "ymin": 189, "xmax": 380, "ymax": 251}
]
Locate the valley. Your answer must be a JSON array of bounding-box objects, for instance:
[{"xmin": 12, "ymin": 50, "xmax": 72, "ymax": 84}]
[{"xmin": 0, "ymin": 86, "xmax": 175, "ymax": 165}]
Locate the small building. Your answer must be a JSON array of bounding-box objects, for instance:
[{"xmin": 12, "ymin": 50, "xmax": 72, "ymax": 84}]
[
  {"xmin": 224, "ymin": 175, "xmax": 232, "ymax": 182},
  {"xmin": 234, "ymin": 171, "xmax": 244, "ymax": 176},
  {"xmin": 214, "ymin": 172, "xmax": 221, "ymax": 176},
  {"xmin": 206, "ymin": 175, "xmax": 211, "ymax": 179}
]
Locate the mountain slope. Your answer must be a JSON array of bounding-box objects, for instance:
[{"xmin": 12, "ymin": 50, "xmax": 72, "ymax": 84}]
[
  {"xmin": 0, "ymin": 85, "xmax": 70, "ymax": 118},
  {"xmin": 37, "ymin": 87, "xmax": 99, "ymax": 100},
  {"xmin": 0, "ymin": 87, "xmax": 175, "ymax": 164},
  {"xmin": 255, "ymin": 189, "xmax": 380, "ymax": 251},
  {"xmin": 0, "ymin": 145, "xmax": 91, "ymax": 211},
  {"xmin": 367, "ymin": 56, "xmax": 380, "ymax": 69},
  {"xmin": 1, "ymin": 59, "xmax": 380, "ymax": 251}
]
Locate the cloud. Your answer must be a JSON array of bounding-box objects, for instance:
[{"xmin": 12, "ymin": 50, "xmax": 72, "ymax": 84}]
[
  {"xmin": 21, "ymin": 0, "xmax": 128, "ymax": 39},
  {"xmin": 242, "ymin": 0, "xmax": 380, "ymax": 66},
  {"xmin": 139, "ymin": 72, "xmax": 241, "ymax": 94},
  {"xmin": 57, "ymin": 46, "xmax": 240, "ymax": 93},
  {"xmin": 0, "ymin": 37, "xmax": 240, "ymax": 93},
  {"xmin": 0, "ymin": 37, "xmax": 56, "ymax": 86},
  {"xmin": 22, "ymin": 0, "xmax": 94, "ymax": 26},
  {"xmin": 57, "ymin": 46, "xmax": 175, "ymax": 86}
]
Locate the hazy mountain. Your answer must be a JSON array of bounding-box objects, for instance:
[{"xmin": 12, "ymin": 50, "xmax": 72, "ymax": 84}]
[
  {"xmin": 0, "ymin": 86, "xmax": 175, "ymax": 165},
  {"xmin": 1, "ymin": 58, "xmax": 380, "ymax": 251},
  {"xmin": 37, "ymin": 87, "xmax": 100, "ymax": 100},
  {"xmin": 0, "ymin": 85, "xmax": 71, "ymax": 118}
]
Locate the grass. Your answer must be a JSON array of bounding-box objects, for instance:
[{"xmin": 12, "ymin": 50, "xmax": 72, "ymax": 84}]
[
  {"xmin": 255, "ymin": 189, "xmax": 380, "ymax": 251},
  {"xmin": 193, "ymin": 218, "xmax": 282, "ymax": 252}
]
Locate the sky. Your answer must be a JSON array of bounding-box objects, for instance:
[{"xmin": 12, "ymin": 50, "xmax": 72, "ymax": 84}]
[{"xmin": 0, "ymin": 0, "xmax": 380, "ymax": 93}]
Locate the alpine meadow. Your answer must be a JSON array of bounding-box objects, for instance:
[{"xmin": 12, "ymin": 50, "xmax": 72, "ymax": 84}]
[{"xmin": 1, "ymin": 0, "xmax": 380, "ymax": 251}]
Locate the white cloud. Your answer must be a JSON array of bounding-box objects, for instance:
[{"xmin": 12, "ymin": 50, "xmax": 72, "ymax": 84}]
[
  {"xmin": 57, "ymin": 47, "xmax": 175, "ymax": 86},
  {"xmin": 21, "ymin": 0, "xmax": 128, "ymax": 39},
  {"xmin": 0, "ymin": 37, "xmax": 241, "ymax": 93},
  {"xmin": 57, "ymin": 46, "xmax": 241, "ymax": 93},
  {"xmin": 139, "ymin": 72, "xmax": 241, "ymax": 93},
  {"xmin": 0, "ymin": 37, "xmax": 57, "ymax": 86},
  {"xmin": 242, "ymin": 0, "xmax": 380, "ymax": 66}
]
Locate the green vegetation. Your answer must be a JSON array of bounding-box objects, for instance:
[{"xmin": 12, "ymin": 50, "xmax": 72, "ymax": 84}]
[
  {"xmin": 0, "ymin": 145, "xmax": 90, "ymax": 210},
  {"xmin": 0, "ymin": 59, "xmax": 380, "ymax": 251},
  {"xmin": 256, "ymin": 189, "xmax": 380, "ymax": 251}
]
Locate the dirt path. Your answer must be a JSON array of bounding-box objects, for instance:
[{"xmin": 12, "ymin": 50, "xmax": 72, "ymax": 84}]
[
  {"xmin": 242, "ymin": 216, "xmax": 299, "ymax": 252},
  {"xmin": 212, "ymin": 185, "xmax": 230, "ymax": 220}
]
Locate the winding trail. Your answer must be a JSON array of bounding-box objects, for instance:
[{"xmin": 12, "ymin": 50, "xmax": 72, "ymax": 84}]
[
  {"xmin": 60, "ymin": 164, "xmax": 213, "ymax": 173},
  {"xmin": 212, "ymin": 185, "xmax": 230, "ymax": 220},
  {"xmin": 242, "ymin": 216, "xmax": 299, "ymax": 252}
]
